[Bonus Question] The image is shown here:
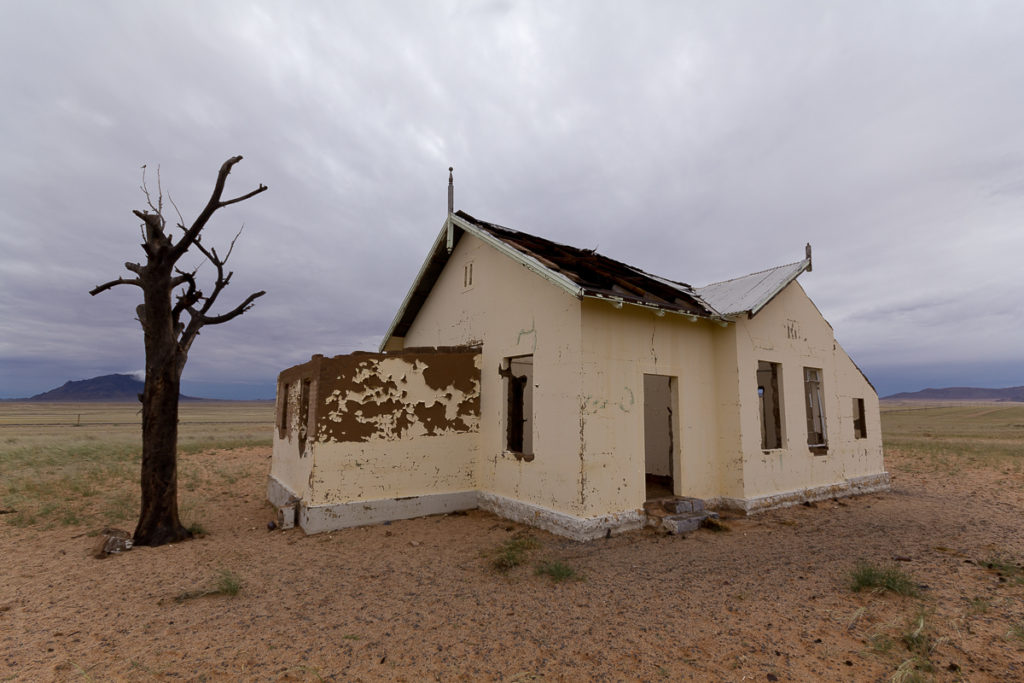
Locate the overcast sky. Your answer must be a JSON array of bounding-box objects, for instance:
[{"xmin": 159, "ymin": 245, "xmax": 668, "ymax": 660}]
[{"xmin": 2, "ymin": 1, "xmax": 1023, "ymax": 399}]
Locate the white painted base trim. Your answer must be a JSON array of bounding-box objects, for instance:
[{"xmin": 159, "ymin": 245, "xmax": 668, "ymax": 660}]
[
  {"xmin": 267, "ymin": 474, "xmax": 645, "ymax": 541},
  {"xmin": 268, "ymin": 472, "xmax": 889, "ymax": 539},
  {"xmin": 299, "ymin": 489, "xmax": 480, "ymax": 535},
  {"xmin": 711, "ymin": 472, "xmax": 891, "ymax": 514},
  {"xmin": 266, "ymin": 475, "xmax": 299, "ymax": 508},
  {"xmin": 477, "ymin": 492, "xmax": 645, "ymax": 542}
]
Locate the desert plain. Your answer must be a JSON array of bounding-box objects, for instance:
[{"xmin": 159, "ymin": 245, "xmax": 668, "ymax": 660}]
[{"xmin": 1, "ymin": 401, "xmax": 1022, "ymax": 681}]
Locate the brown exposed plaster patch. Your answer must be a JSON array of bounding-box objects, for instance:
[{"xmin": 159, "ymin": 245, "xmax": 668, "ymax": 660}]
[
  {"xmin": 285, "ymin": 348, "xmax": 481, "ymax": 445},
  {"xmin": 412, "ymin": 401, "xmax": 449, "ymax": 436},
  {"xmin": 458, "ymin": 394, "xmax": 480, "ymax": 419},
  {"xmin": 418, "ymin": 352, "xmax": 479, "ymax": 396}
]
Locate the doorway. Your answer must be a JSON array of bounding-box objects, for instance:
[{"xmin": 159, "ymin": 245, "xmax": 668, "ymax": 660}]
[{"xmin": 643, "ymin": 374, "xmax": 676, "ymax": 500}]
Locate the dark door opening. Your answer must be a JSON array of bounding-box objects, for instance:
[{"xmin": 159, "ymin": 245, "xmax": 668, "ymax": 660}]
[{"xmin": 643, "ymin": 374, "xmax": 675, "ymax": 500}]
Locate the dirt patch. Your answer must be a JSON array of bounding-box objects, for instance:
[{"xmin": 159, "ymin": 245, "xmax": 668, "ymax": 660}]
[{"xmin": 1, "ymin": 447, "xmax": 1022, "ymax": 681}]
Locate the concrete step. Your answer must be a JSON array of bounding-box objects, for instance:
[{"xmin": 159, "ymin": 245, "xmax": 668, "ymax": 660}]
[
  {"xmin": 659, "ymin": 509, "xmax": 719, "ymax": 535},
  {"xmin": 661, "ymin": 514, "xmax": 703, "ymax": 534},
  {"xmin": 663, "ymin": 497, "xmax": 705, "ymax": 514}
]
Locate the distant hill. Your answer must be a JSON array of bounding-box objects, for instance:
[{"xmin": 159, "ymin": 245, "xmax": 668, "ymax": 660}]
[
  {"xmin": 883, "ymin": 386, "xmax": 1024, "ymax": 402},
  {"xmin": 27, "ymin": 374, "xmax": 203, "ymax": 402}
]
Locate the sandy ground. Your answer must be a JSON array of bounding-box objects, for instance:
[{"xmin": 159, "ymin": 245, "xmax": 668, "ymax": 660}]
[{"xmin": 2, "ymin": 448, "xmax": 1022, "ymax": 682}]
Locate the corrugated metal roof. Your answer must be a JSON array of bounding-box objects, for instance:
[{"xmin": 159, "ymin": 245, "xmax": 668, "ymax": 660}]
[{"xmin": 694, "ymin": 259, "xmax": 810, "ymax": 317}]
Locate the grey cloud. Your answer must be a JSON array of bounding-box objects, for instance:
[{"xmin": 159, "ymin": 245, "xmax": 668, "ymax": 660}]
[{"xmin": 3, "ymin": 1, "xmax": 1024, "ymax": 398}]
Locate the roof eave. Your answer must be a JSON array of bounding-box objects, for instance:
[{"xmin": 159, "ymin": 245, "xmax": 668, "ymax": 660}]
[
  {"xmin": 380, "ymin": 214, "xmax": 587, "ymax": 351},
  {"xmin": 450, "ymin": 214, "xmax": 584, "ymax": 299}
]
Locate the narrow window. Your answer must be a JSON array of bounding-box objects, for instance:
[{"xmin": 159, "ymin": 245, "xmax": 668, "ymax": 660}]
[
  {"xmin": 277, "ymin": 382, "xmax": 290, "ymax": 437},
  {"xmin": 298, "ymin": 378, "xmax": 311, "ymax": 453},
  {"xmin": 853, "ymin": 398, "xmax": 867, "ymax": 439},
  {"xmin": 463, "ymin": 261, "xmax": 474, "ymax": 289},
  {"xmin": 757, "ymin": 361, "xmax": 783, "ymax": 450},
  {"xmin": 804, "ymin": 367, "xmax": 827, "ymax": 450},
  {"xmin": 500, "ymin": 355, "xmax": 533, "ymax": 459}
]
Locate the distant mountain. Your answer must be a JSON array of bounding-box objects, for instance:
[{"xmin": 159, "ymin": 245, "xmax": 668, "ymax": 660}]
[
  {"xmin": 27, "ymin": 374, "xmax": 203, "ymax": 402},
  {"xmin": 883, "ymin": 386, "xmax": 1024, "ymax": 402}
]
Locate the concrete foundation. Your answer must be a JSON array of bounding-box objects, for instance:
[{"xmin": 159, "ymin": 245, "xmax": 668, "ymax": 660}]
[{"xmin": 712, "ymin": 472, "xmax": 891, "ymax": 514}]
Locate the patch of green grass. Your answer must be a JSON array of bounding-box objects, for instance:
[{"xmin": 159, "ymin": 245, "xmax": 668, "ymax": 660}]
[
  {"xmin": 491, "ymin": 535, "xmax": 540, "ymax": 572},
  {"xmin": 0, "ymin": 401, "xmax": 274, "ymax": 530},
  {"xmin": 173, "ymin": 568, "xmax": 242, "ymax": 603},
  {"xmin": 214, "ymin": 569, "xmax": 242, "ymax": 596},
  {"xmin": 535, "ymin": 560, "xmax": 579, "ymax": 582},
  {"xmin": 969, "ymin": 597, "xmax": 990, "ymax": 614},
  {"xmin": 889, "ymin": 658, "xmax": 931, "ymax": 683},
  {"xmin": 850, "ymin": 560, "xmax": 920, "ymax": 597},
  {"xmin": 186, "ymin": 521, "xmax": 207, "ymax": 536},
  {"xmin": 1008, "ymin": 622, "xmax": 1024, "ymax": 643},
  {"xmin": 980, "ymin": 554, "xmax": 1024, "ymax": 585},
  {"xmin": 868, "ymin": 633, "xmax": 895, "ymax": 654},
  {"xmin": 901, "ymin": 609, "xmax": 935, "ymax": 662}
]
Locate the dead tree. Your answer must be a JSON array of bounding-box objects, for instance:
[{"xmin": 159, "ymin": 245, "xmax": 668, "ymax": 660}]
[{"xmin": 90, "ymin": 156, "xmax": 267, "ymax": 546}]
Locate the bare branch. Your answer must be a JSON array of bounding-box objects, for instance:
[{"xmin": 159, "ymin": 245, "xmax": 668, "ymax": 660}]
[
  {"xmin": 169, "ymin": 156, "xmax": 266, "ymax": 261},
  {"xmin": 218, "ymin": 184, "xmax": 268, "ymax": 208},
  {"xmin": 90, "ymin": 277, "xmax": 142, "ymax": 296},
  {"xmin": 189, "ymin": 290, "xmax": 266, "ymax": 326},
  {"xmin": 140, "ymin": 165, "xmax": 159, "ymax": 215},
  {"xmin": 168, "ymin": 194, "xmax": 186, "ymax": 234},
  {"xmin": 170, "ymin": 268, "xmax": 196, "ymax": 288},
  {"xmin": 222, "ymin": 226, "xmax": 244, "ymax": 264},
  {"xmin": 171, "ymin": 268, "xmax": 201, "ymax": 322},
  {"xmin": 125, "ymin": 261, "xmax": 144, "ymax": 275},
  {"xmin": 133, "ymin": 209, "xmax": 166, "ymax": 247}
]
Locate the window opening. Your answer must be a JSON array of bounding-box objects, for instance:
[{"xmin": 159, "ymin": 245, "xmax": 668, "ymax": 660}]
[
  {"xmin": 463, "ymin": 261, "xmax": 474, "ymax": 289},
  {"xmin": 499, "ymin": 355, "xmax": 533, "ymax": 459},
  {"xmin": 298, "ymin": 378, "xmax": 311, "ymax": 454},
  {"xmin": 277, "ymin": 382, "xmax": 290, "ymax": 437},
  {"xmin": 853, "ymin": 397, "xmax": 867, "ymax": 439},
  {"xmin": 804, "ymin": 367, "xmax": 827, "ymax": 450},
  {"xmin": 757, "ymin": 361, "xmax": 783, "ymax": 450}
]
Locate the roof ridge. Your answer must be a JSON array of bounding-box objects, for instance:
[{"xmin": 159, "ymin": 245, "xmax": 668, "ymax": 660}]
[
  {"xmin": 697, "ymin": 258, "xmax": 807, "ymax": 289},
  {"xmin": 459, "ymin": 211, "xmax": 695, "ymax": 290}
]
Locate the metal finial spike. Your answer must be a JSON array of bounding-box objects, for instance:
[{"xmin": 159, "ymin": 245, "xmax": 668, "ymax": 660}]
[{"xmin": 447, "ymin": 166, "xmax": 454, "ymax": 215}]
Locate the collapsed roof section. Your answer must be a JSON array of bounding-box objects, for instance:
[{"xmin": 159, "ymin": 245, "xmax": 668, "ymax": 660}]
[{"xmin": 380, "ymin": 210, "xmax": 810, "ymax": 349}]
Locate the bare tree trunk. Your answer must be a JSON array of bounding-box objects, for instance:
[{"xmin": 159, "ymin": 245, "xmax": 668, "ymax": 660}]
[
  {"xmin": 91, "ymin": 156, "xmax": 267, "ymax": 548},
  {"xmin": 134, "ymin": 270, "xmax": 190, "ymax": 546}
]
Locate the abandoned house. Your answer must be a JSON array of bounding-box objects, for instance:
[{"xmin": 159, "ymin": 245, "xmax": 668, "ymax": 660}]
[{"xmin": 269, "ymin": 187, "xmax": 888, "ymax": 540}]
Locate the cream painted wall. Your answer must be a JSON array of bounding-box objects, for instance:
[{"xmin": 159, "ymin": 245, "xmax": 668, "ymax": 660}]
[
  {"xmin": 402, "ymin": 233, "xmax": 588, "ymax": 515},
  {"xmin": 579, "ymin": 301, "xmax": 728, "ymax": 515},
  {"xmin": 270, "ymin": 379, "xmax": 314, "ymax": 500},
  {"xmin": 732, "ymin": 281, "xmax": 885, "ymax": 500},
  {"xmin": 305, "ymin": 434, "xmax": 477, "ymax": 505},
  {"xmin": 273, "ymin": 229, "xmax": 885, "ymax": 531},
  {"xmin": 643, "ymin": 374, "xmax": 673, "ymax": 477}
]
